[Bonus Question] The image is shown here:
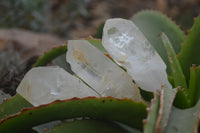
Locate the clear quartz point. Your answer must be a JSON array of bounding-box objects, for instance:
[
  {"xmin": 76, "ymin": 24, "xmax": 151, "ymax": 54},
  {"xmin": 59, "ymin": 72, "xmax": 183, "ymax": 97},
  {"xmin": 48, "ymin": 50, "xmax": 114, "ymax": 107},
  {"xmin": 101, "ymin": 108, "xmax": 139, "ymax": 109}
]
[
  {"xmin": 102, "ymin": 18, "xmax": 171, "ymax": 92},
  {"xmin": 66, "ymin": 40, "xmax": 142, "ymax": 101},
  {"xmin": 16, "ymin": 66, "xmax": 99, "ymax": 106}
]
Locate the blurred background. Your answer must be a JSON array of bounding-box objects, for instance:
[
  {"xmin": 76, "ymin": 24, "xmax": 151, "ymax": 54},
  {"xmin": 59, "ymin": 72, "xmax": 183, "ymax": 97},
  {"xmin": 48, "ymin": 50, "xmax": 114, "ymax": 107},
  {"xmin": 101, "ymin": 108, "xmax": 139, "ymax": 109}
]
[
  {"xmin": 0, "ymin": 0, "xmax": 200, "ymax": 38},
  {"xmin": 0, "ymin": 0, "xmax": 199, "ymax": 95}
]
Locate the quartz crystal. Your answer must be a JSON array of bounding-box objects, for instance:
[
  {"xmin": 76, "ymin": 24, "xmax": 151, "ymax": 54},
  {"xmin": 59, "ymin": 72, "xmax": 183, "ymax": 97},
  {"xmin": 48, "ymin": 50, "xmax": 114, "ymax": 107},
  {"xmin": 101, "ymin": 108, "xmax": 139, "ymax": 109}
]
[
  {"xmin": 102, "ymin": 18, "xmax": 171, "ymax": 92},
  {"xmin": 66, "ymin": 40, "xmax": 142, "ymax": 101},
  {"xmin": 16, "ymin": 66, "xmax": 99, "ymax": 106}
]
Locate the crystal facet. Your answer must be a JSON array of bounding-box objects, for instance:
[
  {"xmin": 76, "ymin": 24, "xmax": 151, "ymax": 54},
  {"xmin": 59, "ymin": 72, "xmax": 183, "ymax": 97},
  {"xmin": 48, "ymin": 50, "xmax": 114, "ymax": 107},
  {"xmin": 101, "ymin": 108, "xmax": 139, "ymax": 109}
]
[
  {"xmin": 102, "ymin": 18, "xmax": 171, "ymax": 92},
  {"xmin": 66, "ymin": 40, "xmax": 142, "ymax": 101},
  {"xmin": 16, "ymin": 66, "xmax": 99, "ymax": 106}
]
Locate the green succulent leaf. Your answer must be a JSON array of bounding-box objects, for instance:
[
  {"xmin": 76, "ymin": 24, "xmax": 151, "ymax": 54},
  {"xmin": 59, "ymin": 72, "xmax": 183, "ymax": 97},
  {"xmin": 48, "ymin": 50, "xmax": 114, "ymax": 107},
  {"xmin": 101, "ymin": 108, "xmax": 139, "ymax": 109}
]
[
  {"xmin": 178, "ymin": 17, "xmax": 200, "ymax": 83},
  {"xmin": 160, "ymin": 32, "xmax": 187, "ymax": 89},
  {"xmin": 144, "ymin": 85, "xmax": 199, "ymax": 133},
  {"xmin": 188, "ymin": 65, "xmax": 200, "ymax": 106},
  {"xmin": 168, "ymin": 75, "xmax": 175, "ymax": 87},
  {"xmin": 44, "ymin": 119, "xmax": 142, "ymax": 133},
  {"xmin": 0, "ymin": 97, "xmax": 147, "ymax": 133},
  {"xmin": 131, "ymin": 10, "xmax": 186, "ymax": 74},
  {"xmin": 144, "ymin": 86, "xmax": 177, "ymax": 133},
  {"xmin": 174, "ymin": 88, "xmax": 190, "ymax": 109},
  {"xmin": 155, "ymin": 87, "xmax": 177, "ymax": 133},
  {"xmin": 144, "ymin": 88, "xmax": 200, "ymax": 133},
  {"xmin": 165, "ymin": 100, "xmax": 200, "ymax": 133},
  {"xmin": 0, "ymin": 94, "xmax": 33, "ymax": 120},
  {"xmin": 143, "ymin": 92, "xmax": 160, "ymax": 133}
]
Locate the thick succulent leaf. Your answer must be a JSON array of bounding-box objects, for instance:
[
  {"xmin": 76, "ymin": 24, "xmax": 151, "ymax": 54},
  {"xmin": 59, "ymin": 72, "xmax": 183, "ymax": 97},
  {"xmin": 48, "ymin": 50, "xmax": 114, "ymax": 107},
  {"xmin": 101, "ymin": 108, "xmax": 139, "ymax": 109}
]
[
  {"xmin": 165, "ymin": 100, "xmax": 200, "ymax": 133},
  {"xmin": 34, "ymin": 45, "xmax": 67, "ymax": 67},
  {"xmin": 131, "ymin": 10, "xmax": 186, "ymax": 74},
  {"xmin": 143, "ymin": 92, "xmax": 160, "ymax": 133},
  {"xmin": 144, "ymin": 86, "xmax": 195, "ymax": 133},
  {"xmin": 144, "ymin": 87, "xmax": 177, "ymax": 133},
  {"xmin": 178, "ymin": 17, "xmax": 200, "ymax": 83},
  {"xmin": 188, "ymin": 65, "xmax": 200, "ymax": 106},
  {"xmin": 160, "ymin": 32, "xmax": 187, "ymax": 89},
  {"xmin": 0, "ymin": 97, "xmax": 147, "ymax": 133},
  {"xmin": 173, "ymin": 88, "xmax": 190, "ymax": 109},
  {"xmin": 155, "ymin": 87, "xmax": 177, "ymax": 133},
  {"xmin": 0, "ymin": 94, "xmax": 33, "ymax": 120},
  {"xmin": 44, "ymin": 119, "xmax": 142, "ymax": 133},
  {"xmin": 167, "ymin": 75, "xmax": 175, "ymax": 87}
]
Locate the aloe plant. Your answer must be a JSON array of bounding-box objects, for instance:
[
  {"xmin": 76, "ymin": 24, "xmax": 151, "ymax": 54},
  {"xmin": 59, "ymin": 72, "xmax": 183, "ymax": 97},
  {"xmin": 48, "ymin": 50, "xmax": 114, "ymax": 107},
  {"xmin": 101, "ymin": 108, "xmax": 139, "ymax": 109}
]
[{"xmin": 0, "ymin": 10, "xmax": 199, "ymax": 133}]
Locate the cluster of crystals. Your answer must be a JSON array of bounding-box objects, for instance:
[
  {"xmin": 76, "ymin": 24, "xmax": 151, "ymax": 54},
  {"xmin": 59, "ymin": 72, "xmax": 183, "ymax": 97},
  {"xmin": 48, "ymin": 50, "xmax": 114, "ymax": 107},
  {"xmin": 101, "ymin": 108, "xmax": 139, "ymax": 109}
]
[
  {"xmin": 16, "ymin": 18, "xmax": 171, "ymax": 106},
  {"xmin": 102, "ymin": 18, "xmax": 171, "ymax": 92},
  {"xmin": 66, "ymin": 40, "xmax": 141, "ymax": 101}
]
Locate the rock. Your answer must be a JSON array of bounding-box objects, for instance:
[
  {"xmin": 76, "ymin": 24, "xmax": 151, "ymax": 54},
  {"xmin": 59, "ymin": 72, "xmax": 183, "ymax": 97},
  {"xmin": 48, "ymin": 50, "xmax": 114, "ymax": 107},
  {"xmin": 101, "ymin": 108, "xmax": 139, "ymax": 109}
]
[
  {"xmin": 16, "ymin": 66, "xmax": 99, "ymax": 106},
  {"xmin": 66, "ymin": 40, "xmax": 142, "ymax": 101},
  {"xmin": 102, "ymin": 18, "xmax": 171, "ymax": 92},
  {"xmin": 0, "ymin": 29, "xmax": 65, "ymax": 61}
]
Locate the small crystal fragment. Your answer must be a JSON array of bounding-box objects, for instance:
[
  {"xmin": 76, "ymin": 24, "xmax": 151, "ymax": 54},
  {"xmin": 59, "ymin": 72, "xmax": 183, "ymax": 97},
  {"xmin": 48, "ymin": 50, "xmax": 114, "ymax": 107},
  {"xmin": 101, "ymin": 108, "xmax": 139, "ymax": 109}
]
[
  {"xmin": 102, "ymin": 18, "xmax": 171, "ymax": 92},
  {"xmin": 66, "ymin": 40, "xmax": 142, "ymax": 101},
  {"xmin": 16, "ymin": 66, "xmax": 99, "ymax": 106}
]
